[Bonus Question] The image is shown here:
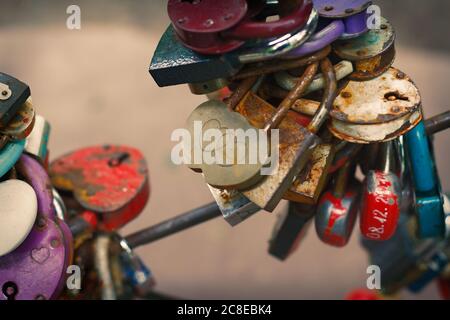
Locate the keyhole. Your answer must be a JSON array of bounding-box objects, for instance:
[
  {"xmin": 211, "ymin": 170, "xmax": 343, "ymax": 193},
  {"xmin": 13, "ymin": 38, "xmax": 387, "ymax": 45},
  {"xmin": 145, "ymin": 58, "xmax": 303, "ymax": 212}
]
[
  {"xmin": 108, "ymin": 152, "xmax": 130, "ymax": 167},
  {"xmin": 2, "ymin": 282, "xmax": 19, "ymax": 300}
]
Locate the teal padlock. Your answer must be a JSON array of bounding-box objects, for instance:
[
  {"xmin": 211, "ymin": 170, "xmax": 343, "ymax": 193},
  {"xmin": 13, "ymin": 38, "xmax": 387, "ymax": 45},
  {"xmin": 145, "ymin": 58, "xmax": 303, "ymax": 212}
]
[{"xmin": 0, "ymin": 139, "xmax": 25, "ymax": 178}]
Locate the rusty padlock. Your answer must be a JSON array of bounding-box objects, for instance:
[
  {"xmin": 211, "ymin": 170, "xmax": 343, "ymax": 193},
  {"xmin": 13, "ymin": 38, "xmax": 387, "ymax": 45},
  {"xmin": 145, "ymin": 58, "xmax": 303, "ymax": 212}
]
[{"xmin": 328, "ymin": 68, "xmax": 422, "ymax": 144}]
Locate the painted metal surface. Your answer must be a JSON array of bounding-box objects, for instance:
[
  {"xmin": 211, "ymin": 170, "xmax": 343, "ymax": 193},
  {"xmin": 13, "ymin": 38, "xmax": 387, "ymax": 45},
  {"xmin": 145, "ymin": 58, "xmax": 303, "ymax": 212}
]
[
  {"xmin": 0, "ymin": 98, "xmax": 35, "ymax": 140},
  {"xmin": 405, "ymin": 121, "xmax": 445, "ymax": 238},
  {"xmin": 223, "ymin": 0, "xmax": 313, "ymax": 40},
  {"xmin": 168, "ymin": 0, "xmax": 248, "ymax": 54},
  {"xmin": 332, "ymin": 68, "xmax": 421, "ymax": 124},
  {"xmin": 334, "ymin": 17, "xmax": 396, "ymax": 80},
  {"xmin": 49, "ymin": 145, "xmax": 150, "ymax": 231},
  {"xmin": 149, "ymin": 10, "xmax": 318, "ymax": 87},
  {"xmin": 315, "ymin": 187, "xmax": 359, "ymax": 247},
  {"xmin": 282, "ymin": 19, "xmax": 345, "ymax": 59},
  {"xmin": 313, "ymin": 0, "xmax": 372, "ymax": 18},
  {"xmin": 268, "ymin": 202, "xmax": 314, "ymax": 260},
  {"xmin": 360, "ymin": 171, "xmax": 401, "ymax": 241},
  {"xmin": 0, "ymin": 138, "xmax": 25, "ymax": 178},
  {"xmin": 340, "ymin": 10, "xmax": 370, "ymax": 39},
  {"xmin": 0, "ymin": 180, "xmax": 37, "ymax": 257},
  {"xmin": 0, "ymin": 72, "xmax": 30, "ymax": 126},
  {"xmin": 0, "ymin": 155, "xmax": 72, "ymax": 300}
]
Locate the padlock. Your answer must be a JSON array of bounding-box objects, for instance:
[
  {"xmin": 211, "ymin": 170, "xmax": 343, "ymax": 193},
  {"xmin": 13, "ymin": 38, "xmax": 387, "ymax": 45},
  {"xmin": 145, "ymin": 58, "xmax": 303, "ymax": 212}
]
[
  {"xmin": 328, "ymin": 68, "xmax": 422, "ymax": 144},
  {"xmin": 274, "ymin": 60, "xmax": 353, "ymax": 94},
  {"xmin": 25, "ymin": 114, "xmax": 51, "ymax": 163},
  {"xmin": 283, "ymin": 143, "xmax": 335, "ymax": 204},
  {"xmin": 168, "ymin": 0, "xmax": 313, "ymax": 55},
  {"xmin": 149, "ymin": 9, "xmax": 318, "ymax": 88},
  {"xmin": 0, "ymin": 97, "xmax": 35, "ymax": 140},
  {"xmin": 268, "ymin": 202, "xmax": 315, "ymax": 260},
  {"xmin": 0, "ymin": 138, "xmax": 25, "ymax": 178},
  {"xmin": 333, "ymin": 17, "xmax": 396, "ymax": 81},
  {"xmin": 362, "ymin": 199, "xmax": 450, "ymax": 295},
  {"xmin": 405, "ymin": 121, "xmax": 446, "ymax": 238},
  {"xmin": 315, "ymin": 160, "xmax": 360, "ymax": 247},
  {"xmin": 282, "ymin": 19, "xmax": 345, "ymax": 59},
  {"xmin": 313, "ymin": 0, "xmax": 372, "ymax": 39},
  {"xmin": 360, "ymin": 141, "xmax": 402, "ymax": 241},
  {"xmin": 186, "ymin": 76, "xmax": 267, "ymax": 190},
  {"xmin": 49, "ymin": 145, "xmax": 150, "ymax": 231},
  {"xmin": 361, "ymin": 211, "xmax": 418, "ymax": 294},
  {"xmin": 237, "ymin": 58, "xmax": 336, "ymax": 211},
  {"xmin": 0, "ymin": 72, "xmax": 31, "ymax": 126},
  {"xmin": 0, "ymin": 180, "xmax": 38, "ymax": 257},
  {"xmin": 207, "ymin": 185, "xmax": 260, "ymax": 226},
  {"xmin": 119, "ymin": 237, "xmax": 156, "ymax": 298},
  {"xmin": 0, "ymin": 154, "xmax": 73, "ymax": 300}
]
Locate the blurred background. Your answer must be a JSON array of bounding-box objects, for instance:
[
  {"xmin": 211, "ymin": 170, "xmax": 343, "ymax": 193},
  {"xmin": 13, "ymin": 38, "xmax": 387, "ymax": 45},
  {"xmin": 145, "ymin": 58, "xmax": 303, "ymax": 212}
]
[{"xmin": 0, "ymin": 0, "xmax": 448, "ymax": 299}]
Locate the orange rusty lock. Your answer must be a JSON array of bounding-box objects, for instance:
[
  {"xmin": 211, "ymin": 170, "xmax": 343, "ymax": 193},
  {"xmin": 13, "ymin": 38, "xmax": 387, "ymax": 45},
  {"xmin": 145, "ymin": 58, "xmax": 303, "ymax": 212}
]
[{"xmin": 49, "ymin": 145, "xmax": 150, "ymax": 232}]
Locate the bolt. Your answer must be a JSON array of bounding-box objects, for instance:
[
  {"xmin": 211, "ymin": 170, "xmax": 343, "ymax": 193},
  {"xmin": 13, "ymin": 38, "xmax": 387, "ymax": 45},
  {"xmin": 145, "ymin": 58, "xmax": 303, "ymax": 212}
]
[
  {"xmin": 396, "ymin": 72, "xmax": 406, "ymax": 79},
  {"xmin": 204, "ymin": 19, "xmax": 214, "ymax": 27},
  {"xmin": 345, "ymin": 8, "xmax": 354, "ymax": 14},
  {"xmin": 1, "ymin": 90, "xmax": 8, "ymax": 96},
  {"xmin": 324, "ymin": 6, "xmax": 334, "ymax": 11}
]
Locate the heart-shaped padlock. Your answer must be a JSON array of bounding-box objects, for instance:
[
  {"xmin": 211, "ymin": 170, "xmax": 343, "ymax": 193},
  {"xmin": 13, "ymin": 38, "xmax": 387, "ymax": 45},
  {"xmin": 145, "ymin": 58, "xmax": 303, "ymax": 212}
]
[
  {"xmin": 49, "ymin": 145, "xmax": 150, "ymax": 231},
  {"xmin": 0, "ymin": 154, "xmax": 73, "ymax": 300}
]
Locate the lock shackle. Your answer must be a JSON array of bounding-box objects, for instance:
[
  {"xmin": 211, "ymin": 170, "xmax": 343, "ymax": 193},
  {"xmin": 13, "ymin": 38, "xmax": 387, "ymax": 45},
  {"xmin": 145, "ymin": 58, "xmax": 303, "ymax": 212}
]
[
  {"xmin": 226, "ymin": 76, "xmax": 259, "ymax": 111},
  {"xmin": 265, "ymin": 61, "xmax": 319, "ymax": 131},
  {"xmin": 333, "ymin": 159, "xmax": 355, "ymax": 199},
  {"xmin": 282, "ymin": 19, "xmax": 345, "ymax": 59},
  {"xmin": 233, "ymin": 45, "xmax": 330, "ymax": 80},
  {"xmin": 307, "ymin": 58, "xmax": 337, "ymax": 133},
  {"xmin": 237, "ymin": 8, "xmax": 318, "ymax": 64},
  {"xmin": 223, "ymin": 0, "xmax": 313, "ymax": 40},
  {"xmin": 375, "ymin": 141, "xmax": 400, "ymax": 174}
]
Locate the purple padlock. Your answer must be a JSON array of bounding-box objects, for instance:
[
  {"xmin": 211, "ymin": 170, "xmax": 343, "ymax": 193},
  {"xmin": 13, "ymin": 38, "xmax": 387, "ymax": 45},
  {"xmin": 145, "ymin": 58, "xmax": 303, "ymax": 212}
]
[
  {"xmin": 313, "ymin": 0, "xmax": 371, "ymax": 39},
  {"xmin": 0, "ymin": 154, "xmax": 73, "ymax": 300},
  {"xmin": 283, "ymin": 19, "xmax": 345, "ymax": 58}
]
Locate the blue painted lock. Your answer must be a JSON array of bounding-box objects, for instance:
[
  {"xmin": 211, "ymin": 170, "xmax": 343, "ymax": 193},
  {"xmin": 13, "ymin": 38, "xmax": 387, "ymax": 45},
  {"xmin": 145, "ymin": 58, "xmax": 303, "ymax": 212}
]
[
  {"xmin": 405, "ymin": 121, "xmax": 445, "ymax": 238},
  {"xmin": 149, "ymin": 9, "xmax": 318, "ymax": 88}
]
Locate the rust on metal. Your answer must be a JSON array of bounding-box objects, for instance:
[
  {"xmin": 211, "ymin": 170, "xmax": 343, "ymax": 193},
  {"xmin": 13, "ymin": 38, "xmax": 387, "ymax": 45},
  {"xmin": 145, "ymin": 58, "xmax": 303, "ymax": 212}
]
[
  {"xmin": 235, "ymin": 92, "xmax": 317, "ymax": 211},
  {"xmin": 331, "ymin": 67, "xmax": 421, "ymax": 124},
  {"xmin": 328, "ymin": 109, "xmax": 423, "ymax": 144},
  {"xmin": 284, "ymin": 143, "xmax": 334, "ymax": 204}
]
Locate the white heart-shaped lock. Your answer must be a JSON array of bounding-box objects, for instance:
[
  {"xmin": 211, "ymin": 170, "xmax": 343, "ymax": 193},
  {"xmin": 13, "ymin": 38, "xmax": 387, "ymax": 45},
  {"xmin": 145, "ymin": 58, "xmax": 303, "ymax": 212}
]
[{"xmin": 0, "ymin": 179, "xmax": 38, "ymax": 257}]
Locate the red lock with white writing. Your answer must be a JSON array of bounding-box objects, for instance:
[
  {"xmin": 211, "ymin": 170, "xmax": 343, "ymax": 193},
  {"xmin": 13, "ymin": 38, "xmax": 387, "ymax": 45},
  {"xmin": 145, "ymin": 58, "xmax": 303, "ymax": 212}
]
[{"xmin": 360, "ymin": 141, "xmax": 401, "ymax": 241}]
